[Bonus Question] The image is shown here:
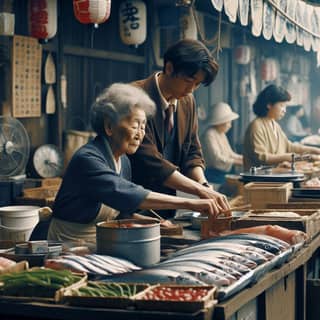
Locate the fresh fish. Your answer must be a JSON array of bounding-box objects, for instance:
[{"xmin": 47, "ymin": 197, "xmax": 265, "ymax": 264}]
[
  {"xmin": 45, "ymin": 258, "xmax": 90, "ymax": 273},
  {"xmin": 61, "ymin": 255, "xmax": 109, "ymax": 275},
  {"xmin": 90, "ymin": 254, "xmax": 141, "ymax": 271},
  {"xmin": 150, "ymin": 264, "xmax": 230, "ymax": 287},
  {"xmin": 102, "ymin": 268, "xmax": 206, "ymax": 285},
  {"xmin": 154, "ymin": 261, "xmax": 237, "ymax": 283},
  {"xmin": 160, "ymin": 255, "xmax": 245, "ymax": 278},
  {"xmin": 172, "ymin": 242, "xmax": 267, "ymax": 265},
  {"xmin": 201, "ymin": 236, "xmax": 283, "ymax": 254},
  {"xmin": 85, "ymin": 255, "xmax": 128, "ymax": 274},
  {"xmin": 173, "ymin": 241, "xmax": 275, "ymax": 260},
  {"xmin": 220, "ymin": 233, "xmax": 290, "ymax": 250},
  {"xmin": 169, "ymin": 250, "xmax": 253, "ymax": 272}
]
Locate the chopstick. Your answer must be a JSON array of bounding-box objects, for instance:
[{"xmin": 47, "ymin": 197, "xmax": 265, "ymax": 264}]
[{"xmin": 148, "ymin": 209, "xmax": 165, "ymax": 221}]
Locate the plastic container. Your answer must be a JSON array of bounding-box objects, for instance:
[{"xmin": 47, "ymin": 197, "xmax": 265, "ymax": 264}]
[{"xmin": 0, "ymin": 206, "xmax": 40, "ymax": 241}]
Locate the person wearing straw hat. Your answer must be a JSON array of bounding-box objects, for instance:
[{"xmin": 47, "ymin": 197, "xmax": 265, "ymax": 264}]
[{"xmin": 201, "ymin": 102, "xmax": 243, "ymax": 190}]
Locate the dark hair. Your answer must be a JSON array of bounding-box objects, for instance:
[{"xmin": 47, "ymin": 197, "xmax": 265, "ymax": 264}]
[
  {"xmin": 253, "ymin": 84, "xmax": 291, "ymax": 117},
  {"xmin": 163, "ymin": 39, "xmax": 219, "ymax": 86}
]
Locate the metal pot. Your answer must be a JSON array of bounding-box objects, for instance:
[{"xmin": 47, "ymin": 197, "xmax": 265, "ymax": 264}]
[{"xmin": 96, "ymin": 219, "xmax": 160, "ymax": 268}]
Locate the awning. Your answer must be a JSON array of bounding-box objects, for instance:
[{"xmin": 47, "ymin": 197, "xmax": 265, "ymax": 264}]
[{"xmin": 209, "ymin": 0, "xmax": 320, "ymax": 65}]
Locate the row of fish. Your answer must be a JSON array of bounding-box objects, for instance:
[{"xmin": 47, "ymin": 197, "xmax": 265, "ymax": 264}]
[
  {"xmin": 44, "ymin": 254, "xmax": 141, "ymax": 275},
  {"xmin": 102, "ymin": 233, "xmax": 294, "ymax": 288}
]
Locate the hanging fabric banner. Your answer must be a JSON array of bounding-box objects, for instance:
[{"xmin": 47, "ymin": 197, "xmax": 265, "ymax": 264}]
[
  {"xmin": 303, "ymin": 4, "xmax": 313, "ymax": 51},
  {"xmin": 251, "ymin": 0, "xmax": 263, "ymax": 37},
  {"xmin": 296, "ymin": 0, "xmax": 305, "ymax": 47},
  {"xmin": 224, "ymin": 0, "xmax": 238, "ymax": 23},
  {"xmin": 285, "ymin": 0, "xmax": 297, "ymax": 44},
  {"xmin": 239, "ymin": 0, "xmax": 249, "ymax": 26},
  {"xmin": 273, "ymin": 0, "xmax": 287, "ymax": 43},
  {"xmin": 211, "ymin": 0, "xmax": 223, "ymax": 12},
  {"xmin": 262, "ymin": 1, "xmax": 275, "ymax": 40},
  {"xmin": 311, "ymin": 7, "xmax": 320, "ymax": 51}
]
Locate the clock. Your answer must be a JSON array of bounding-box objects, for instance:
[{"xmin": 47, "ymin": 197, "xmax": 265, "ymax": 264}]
[{"xmin": 30, "ymin": 144, "xmax": 64, "ymax": 178}]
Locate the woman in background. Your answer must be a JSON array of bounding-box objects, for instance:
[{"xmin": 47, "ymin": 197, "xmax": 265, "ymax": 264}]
[
  {"xmin": 243, "ymin": 85, "xmax": 320, "ymax": 171},
  {"xmin": 201, "ymin": 102, "xmax": 243, "ymax": 190}
]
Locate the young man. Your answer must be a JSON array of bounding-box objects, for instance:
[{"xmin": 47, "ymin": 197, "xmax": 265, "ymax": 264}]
[{"xmin": 130, "ymin": 39, "xmax": 230, "ymax": 218}]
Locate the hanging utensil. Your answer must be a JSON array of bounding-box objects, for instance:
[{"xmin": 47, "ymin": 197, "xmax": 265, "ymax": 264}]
[{"xmin": 44, "ymin": 53, "xmax": 56, "ymax": 84}]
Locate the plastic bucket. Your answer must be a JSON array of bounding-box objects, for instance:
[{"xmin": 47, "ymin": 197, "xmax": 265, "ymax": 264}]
[{"xmin": 0, "ymin": 206, "xmax": 40, "ymax": 241}]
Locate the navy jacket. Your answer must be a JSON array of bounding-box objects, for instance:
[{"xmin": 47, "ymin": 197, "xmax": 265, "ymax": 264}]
[{"xmin": 52, "ymin": 135, "xmax": 149, "ymax": 224}]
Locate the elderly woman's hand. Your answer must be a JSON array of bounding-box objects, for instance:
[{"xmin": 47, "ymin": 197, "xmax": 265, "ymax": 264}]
[{"xmin": 193, "ymin": 185, "xmax": 230, "ymax": 216}]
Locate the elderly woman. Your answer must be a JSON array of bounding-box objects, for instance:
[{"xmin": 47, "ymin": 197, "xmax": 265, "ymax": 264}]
[
  {"xmin": 243, "ymin": 85, "xmax": 320, "ymax": 171},
  {"xmin": 201, "ymin": 102, "xmax": 243, "ymax": 189},
  {"xmin": 48, "ymin": 83, "xmax": 223, "ymax": 242}
]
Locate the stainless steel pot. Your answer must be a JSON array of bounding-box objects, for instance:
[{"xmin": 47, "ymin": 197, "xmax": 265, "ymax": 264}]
[{"xmin": 96, "ymin": 219, "xmax": 161, "ymax": 268}]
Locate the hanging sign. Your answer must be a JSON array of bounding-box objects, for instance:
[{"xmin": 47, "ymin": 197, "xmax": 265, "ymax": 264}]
[
  {"xmin": 28, "ymin": 0, "xmax": 57, "ymax": 40},
  {"xmin": 239, "ymin": 0, "xmax": 249, "ymax": 26},
  {"xmin": 119, "ymin": 0, "xmax": 146, "ymax": 46}
]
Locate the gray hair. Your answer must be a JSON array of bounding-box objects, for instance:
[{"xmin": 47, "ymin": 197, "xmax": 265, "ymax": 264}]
[{"xmin": 90, "ymin": 83, "xmax": 156, "ymax": 135}]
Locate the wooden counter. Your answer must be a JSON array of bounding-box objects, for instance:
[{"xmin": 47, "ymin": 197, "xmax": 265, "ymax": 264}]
[{"xmin": 0, "ymin": 235, "xmax": 319, "ymax": 320}]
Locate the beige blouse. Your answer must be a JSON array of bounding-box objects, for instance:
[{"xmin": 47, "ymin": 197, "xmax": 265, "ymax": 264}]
[
  {"xmin": 201, "ymin": 127, "xmax": 242, "ymax": 172},
  {"xmin": 243, "ymin": 117, "xmax": 305, "ymax": 170}
]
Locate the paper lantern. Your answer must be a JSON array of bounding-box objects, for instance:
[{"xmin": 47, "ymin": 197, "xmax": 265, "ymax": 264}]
[
  {"xmin": 73, "ymin": 0, "xmax": 111, "ymax": 28},
  {"xmin": 119, "ymin": 0, "xmax": 146, "ymax": 46},
  {"xmin": 261, "ymin": 58, "xmax": 278, "ymax": 81},
  {"xmin": 234, "ymin": 45, "xmax": 251, "ymax": 65},
  {"xmin": 28, "ymin": 0, "xmax": 57, "ymax": 40}
]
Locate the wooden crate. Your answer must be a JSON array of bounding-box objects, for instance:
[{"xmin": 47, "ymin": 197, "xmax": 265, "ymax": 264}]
[
  {"xmin": 244, "ymin": 182, "xmax": 293, "ymax": 209},
  {"xmin": 266, "ymin": 202, "xmax": 320, "ymax": 209},
  {"xmin": 231, "ymin": 209, "xmax": 320, "ymax": 240}
]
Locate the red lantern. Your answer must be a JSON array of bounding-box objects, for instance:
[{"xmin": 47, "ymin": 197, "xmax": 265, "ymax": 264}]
[
  {"xmin": 28, "ymin": 0, "xmax": 57, "ymax": 40},
  {"xmin": 73, "ymin": 0, "xmax": 111, "ymax": 28},
  {"xmin": 261, "ymin": 58, "xmax": 279, "ymax": 81}
]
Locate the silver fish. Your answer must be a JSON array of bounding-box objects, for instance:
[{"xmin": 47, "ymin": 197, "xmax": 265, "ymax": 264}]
[
  {"xmin": 45, "ymin": 258, "xmax": 90, "ymax": 273},
  {"xmin": 91, "ymin": 254, "xmax": 141, "ymax": 271},
  {"xmin": 62, "ymin": 255, "xmax": 109, "ymax": 275},
  {"xmin": 84, "ymin": 255, "xmax": 127, "ymax": 274},
  {"xmin": 103, "ymin": 268, "xmax": 206, "ymax": 285},
  {"xmin": 157, "ymin": 260, "xmax": 237, "ymax": 282},
  {"xmin": 160, "ymin": 255, "xmax": 243, "ymax": 279},
  {"xmin": 150, "ymin": 264, "xmax": 230, "ymax": 287}
]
